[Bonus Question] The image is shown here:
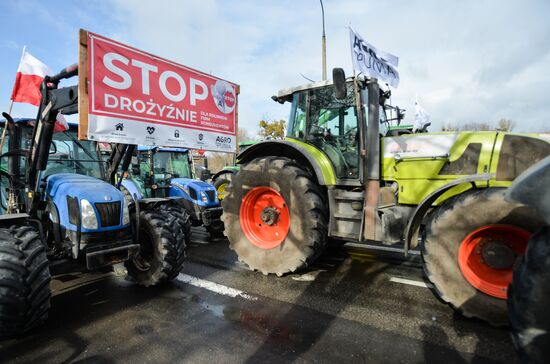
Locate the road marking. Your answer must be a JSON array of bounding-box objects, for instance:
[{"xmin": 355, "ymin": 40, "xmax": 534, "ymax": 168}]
[
  {"xmin": 389, "ymin": 277, "xmax": 433, "ymax": 288},
  {"xmin": 177, "ymin": 273, "xmax": 257, "ymax": 301}
]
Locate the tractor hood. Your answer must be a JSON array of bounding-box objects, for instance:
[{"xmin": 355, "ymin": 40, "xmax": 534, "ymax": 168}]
[
  {"xmin": 45, "ymin": 173, "xmax": 126, "ymax": 232},
  {"xmin": 45, "ymin": 174, "xmax": 123, "ymax": 202},
  {"xmin": 170, "ymin": 177, "xmax": 218, "ymax": 207}
]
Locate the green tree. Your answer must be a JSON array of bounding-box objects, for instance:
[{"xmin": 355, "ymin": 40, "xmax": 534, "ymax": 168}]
[{"xmin": 258, "ymin": 119, "xmax": 286, "ymax": 140}]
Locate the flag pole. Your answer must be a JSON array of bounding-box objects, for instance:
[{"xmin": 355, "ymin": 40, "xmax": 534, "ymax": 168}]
[{"xmin": 0, "ymin": 46, "xmax": 26, "ymax": 153}]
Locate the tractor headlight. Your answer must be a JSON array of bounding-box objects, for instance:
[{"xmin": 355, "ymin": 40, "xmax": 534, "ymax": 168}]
[
  {"xmin": 122, "ymin": 198, "xmax": 130, "ymax": 225},
  {"xmin": 200, "ymin": 191, "xmax": 209, "ymax": 203},
  {"xmin": 80, "ymin": 199, "xmax": 98, "ymax": 229}
]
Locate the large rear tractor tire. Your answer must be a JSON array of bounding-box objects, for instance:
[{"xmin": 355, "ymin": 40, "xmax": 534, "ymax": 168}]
[
  {"xmin": 125, "ymin": 208, "xmax": 187, "ymax": 286},
  {"xmin": 508, "ymin": 227, "xmax": 550, "ymax": 363},
  {"xmin": 422, "ymin": 188, "xmax": 543, "ymax": 326},
  {"xmin": 221, "ymin": 157, "xmax": 328, "ymax": 276},
  {"xmin": 0, "ymin": 224, "xmax": 51, "ymax": 339}
]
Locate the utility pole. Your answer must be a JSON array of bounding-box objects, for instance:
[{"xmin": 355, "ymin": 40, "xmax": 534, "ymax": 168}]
[{"xmin": 320, "ymin": 0, "xmax": 327, "ymax": 80}]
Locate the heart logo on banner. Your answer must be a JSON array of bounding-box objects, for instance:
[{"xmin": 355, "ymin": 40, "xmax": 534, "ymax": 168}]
[{"xmin": 146, "ymin": 126, "xmax": 155, "ymax": 134}]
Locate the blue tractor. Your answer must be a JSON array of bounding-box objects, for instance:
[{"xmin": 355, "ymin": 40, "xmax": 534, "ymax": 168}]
[
  {"xmin": 0, "ymin": 65, "xmax": 189, "ymax": 339},
  {"xmin": 121, "ymin": 146, "xmax": 224, "ymax": 238}
]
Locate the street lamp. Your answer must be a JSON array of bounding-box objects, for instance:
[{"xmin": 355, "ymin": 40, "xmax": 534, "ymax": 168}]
[{"xmin": 320, "ymin": 0, "xmax": 327, "ymax": 81}]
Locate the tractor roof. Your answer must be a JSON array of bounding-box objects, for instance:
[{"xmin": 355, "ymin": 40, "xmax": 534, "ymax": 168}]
[
  {"xmin": 277, "ymin": 77, "xmax": 355, "ymax": 99},
  {"xmin": 137, "ymin": 146, "xmax": 189, "ymax": 153},
  {"xmin": 239, "ymin": 140, "xmax": 257, "ymax": 147},
  {"xmin": 0, "ymin": 118, "xmax": 78, "ymax": 130}
]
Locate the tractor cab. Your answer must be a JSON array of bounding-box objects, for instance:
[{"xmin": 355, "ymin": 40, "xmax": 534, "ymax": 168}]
[
  {"xmin": 131, "ymin": 146, "xmax": 194, "ymax": 198},
  {"xmin": 283, "ymin": 79, "xmax": 361, "ymax": 180},
  {"xmin": 274, "ymin": 74, "xmax": 398, "ymax": 184}
]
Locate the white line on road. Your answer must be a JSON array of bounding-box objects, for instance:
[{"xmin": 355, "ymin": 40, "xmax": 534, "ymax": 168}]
[
  {"xmin": 389, "ymin": 277, "xmax": 433, "ymax": 289},
  {"xmin": 176, "ymin": 273, "xmax": 257, "ymax": 301}
]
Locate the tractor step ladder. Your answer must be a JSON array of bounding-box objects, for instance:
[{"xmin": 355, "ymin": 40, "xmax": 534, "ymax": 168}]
[{"xmin": 328, "ymin": 189, "xmax": 364, "ymax": 241}]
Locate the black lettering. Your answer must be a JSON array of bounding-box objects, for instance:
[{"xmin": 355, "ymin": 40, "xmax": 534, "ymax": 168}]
[{"xmin": 353, "ymin": 35, "xmax": 362, "ymax": 50}]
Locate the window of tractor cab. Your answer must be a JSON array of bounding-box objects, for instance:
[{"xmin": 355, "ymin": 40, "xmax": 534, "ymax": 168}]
[
  {"xmin": 141, "ymin": 151, "xmax": 191, "ymax": 179},
  {"xmin": 44, "ymin": 130, "xmax": 104, "ymax": 179},
  {"xmin": 287, "ymin": 85, "xmax": 360, "ymax": 179},
  {"xmin": 169, "ymin": 152, "xmax": 192, "ymax": 178},
  {"xmin": 0, "ymin": 125, "xmax": 102, "ymax": 180}
]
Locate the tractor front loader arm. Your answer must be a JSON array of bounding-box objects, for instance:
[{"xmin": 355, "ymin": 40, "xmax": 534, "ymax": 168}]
[{"xmin": 26, "ymin": 65, "xmax": 79, "ymax": 215}]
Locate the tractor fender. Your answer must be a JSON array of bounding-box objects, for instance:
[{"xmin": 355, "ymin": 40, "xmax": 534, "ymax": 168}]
[
  {"xmin": 507, "ymin": 155, "xmax": 550, "ymax": 225},
  {"xmin": 403, "ymin": 173, "xmax": 493, "ymax": 255},
  {"xmin": 237, "ymin": 140, "xmax": 336, "ymax": 185},
  {"xmin": 121, "ymin": 179, "xmax": 143, "ymax": 202},
  {"xmin": 211, "ymin": 169, "xmax": 236, "ymax": 182}
]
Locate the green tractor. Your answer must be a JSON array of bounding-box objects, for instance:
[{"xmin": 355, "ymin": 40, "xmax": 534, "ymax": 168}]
[
  {"xmin": 211, "ymin": 140, "xmax": 257, "ymax": 200},
  {"xmin": 221, "ymin": 69, "xmax": 550, "ymax": 325}
]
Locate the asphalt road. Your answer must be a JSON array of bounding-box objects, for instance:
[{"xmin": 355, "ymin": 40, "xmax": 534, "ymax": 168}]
[{"xmin": 0, "ymin": 228, "xmax": 517, "ymax": 363}]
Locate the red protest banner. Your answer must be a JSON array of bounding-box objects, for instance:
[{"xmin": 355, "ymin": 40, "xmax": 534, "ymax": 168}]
[{"xmin": 84, "ymin": 31, "xmax": 238, "ymax": 152}]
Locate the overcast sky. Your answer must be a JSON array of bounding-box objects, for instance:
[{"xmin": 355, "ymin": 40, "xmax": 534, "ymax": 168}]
[{"xmin": 1, "ymin": 0, "xmax": 549, "ymax": 134}]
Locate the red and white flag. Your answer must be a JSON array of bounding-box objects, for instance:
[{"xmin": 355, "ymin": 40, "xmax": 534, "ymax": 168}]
[
  {"xmin": 11, "ymin": 48, "xmax": 52, "ymax": 106},
  {"xmin": 10, "ymin": 48, "xmax": 68, "ymax": 132}
]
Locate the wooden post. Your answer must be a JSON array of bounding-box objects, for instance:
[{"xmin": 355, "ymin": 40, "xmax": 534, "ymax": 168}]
[
  {"xmin": 235, "ymin": 85, "xmax": 240, "ymax": 154},
  {"xmin": 78, "ymin": 29, "xmax": 89, "ymax": 140}
]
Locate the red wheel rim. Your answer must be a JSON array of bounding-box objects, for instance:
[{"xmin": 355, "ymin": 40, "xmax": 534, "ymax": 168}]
[
  {"xmin": 240, "ymin": 187, "xmax": 290, "ymax": 249},
  {"xmin": 458, "ymin": 225, "xmax": 530, "ymax": 299}
]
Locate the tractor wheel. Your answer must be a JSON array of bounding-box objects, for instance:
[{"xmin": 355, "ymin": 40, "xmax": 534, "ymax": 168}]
[
  {"xmin": 221, "ymin": 157, "xmax": 328, "ymax": 276},
  {"xmin": 214, "ymin": 175, "xmax": 231, "ymax": 200},
  {"xmin": 422, "ymin": 188, "xmax": 543, "ymax": 326},
  {"xmin": 0, "ymin": 224, "xmax": 51, "ymax": 339},
  {"xmin": 508, "ymin": 227, "xmax": 550, "ymax": 363},
  {"xmin": 206, "ymin": 221, "xmax": 225, "ymax": 239},
  {"xmin": 125, "ymin": 208, "xmax": 186, "ymax": 286},
  {"xmin": 159, "ymin": 203, "xmax": 191, "ymax": 247}
]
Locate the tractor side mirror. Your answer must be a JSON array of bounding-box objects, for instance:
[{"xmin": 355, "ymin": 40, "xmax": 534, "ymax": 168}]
[
  {"xmin": 130, "ymin": 156, "xmax": 140, "ymax": 176},
  {"xmin": 397, "ymin": 108, "xmax": 406, "ymax": 125},
  {"xmin": 333, "ymin": 68, "xmax": 347, "ymax": 100},
  {"xmin": 200, "ymin": 169, "xmax": 211, "ymax": 181}
]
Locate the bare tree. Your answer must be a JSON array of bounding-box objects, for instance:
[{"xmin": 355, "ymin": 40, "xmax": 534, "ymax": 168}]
[
  {"xmin": 441, "ymin": 119, "xmax": 515, "ymax": 132},
  {"xmin": 238, "ymin": 127, "xmax": 252, "ymax": 142},
  {"xmin": 207, "ymin": 152, "xmax": 234, "ymax": 173},
  {"xmin": 496, "ymin": 118, "xmax": 515, "ymax": 131}
]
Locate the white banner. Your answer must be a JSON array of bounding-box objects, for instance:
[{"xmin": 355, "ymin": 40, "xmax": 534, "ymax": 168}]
[
  {"xmin": 383, "ymin": 134, "xmax": 458, "ymax": 159},
  {"xmin": 87, "ymin": 114, "xmax": 236, "ymax": 152},
  {"xmin": 413, "ymin": 101, "xmax": 431, "ymax": 132},
  {"xmin": 349, "ymin": 28, "xmax": 399, "ymax": 88}
]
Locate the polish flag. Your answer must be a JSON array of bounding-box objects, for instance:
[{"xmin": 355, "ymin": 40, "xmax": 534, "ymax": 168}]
[
  {"xmin": 10, "ymin": 48, "xmax": 52, "ymax": 106},
  {"xmin": 10, "ymin": 48, "xmax": 69, "ymax": 132}
]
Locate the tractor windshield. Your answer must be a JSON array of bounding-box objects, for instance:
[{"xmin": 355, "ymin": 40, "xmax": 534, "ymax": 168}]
[
  {"xmin": 43, "ymin": 130, "xmax": 103, "ymax": 179},
  {"xmin": 141, "ymin": 151, "xmax": 192, "ymax": 178},
  {"xmin": 287, "ymin": 84, "xmax": 360, "ymax": 179}
]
